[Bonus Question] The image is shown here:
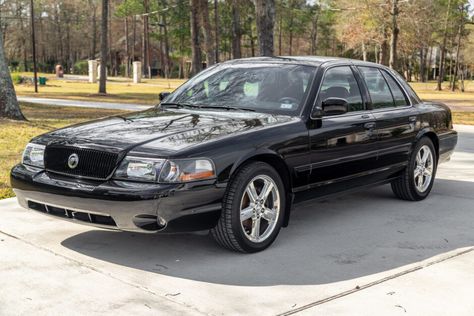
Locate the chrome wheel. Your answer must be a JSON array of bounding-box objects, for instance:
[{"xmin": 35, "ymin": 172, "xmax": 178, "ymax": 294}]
[
  {"xmin": 240, "ymin": 175, "xmax": 281, "ymax": 243},
  {"xmin": 414, "ymin": 145, "xmax": 434, "ymax": 193}
]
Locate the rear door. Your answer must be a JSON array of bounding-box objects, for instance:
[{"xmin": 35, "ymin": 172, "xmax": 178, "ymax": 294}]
[{"xmin": 357, "ymin": 66, "xmax": 419, "ymax": 169}]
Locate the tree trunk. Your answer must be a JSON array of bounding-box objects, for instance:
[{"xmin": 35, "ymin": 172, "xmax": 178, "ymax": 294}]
[
  {"xmin": 419, "ymin": 47, "xmax": 425, "ymax": 82},
  {"xmin": 254, "ymin": 0, "xmax": 275, "ymax": 56},
  {"xmin": 380, "ymin": 27, "xmax": 389, "ymax": 66},
  {"xmin": 143, "ymin": 0, "xmax": 151, "ymax": 78},
  {"xmin": 448, "ymin": 38, "xmax": 455, "ymax": 90},
  {"xmin": 310, "ymin": 11, "xmax": 319, "ymax": 55},
  {"xmin": 199, "ymin": 0, "xmax": 215, "ymax": 66},
  {"xmin": 362, "ymin": 42, "xmax": 367, "ymax": 61},
  {"xmin": 426, "ymin": 45, "xmax": 433, "ymax": 82},
  {"xmin": 451, "ymin": 5, "xmax": 464, "ymax": 92},
  {"xmin": 190, "ymin": 0, "xmax": 202, "ymax": 76},
  {"xmin": 99, "ymin": 0, "xmax": 108, "ymax": 94},
  {"xmin": 389, "ymin": 0, "xmax": 399, "ymax": 70},
  {"xmin": 89, "ymin": 1, "xmax": 98, "ymax": 59},
  {"xmin": 278, "ymin": 9, "xmax": 282, "ymax": 55},
  {"xmin": 214, "ymin": 0, "xmax": 219, "ymax": 63},
  {"xmin": 437, "ymin": 0, "xmax": 452, "ymax": 91},
  {"xmin": 249, "ymin": 17, "xmax": 256, "ymax": 57},
  {"xmin": 18, "ymin": 3, "xmax": 28, "ymax": 72},
  {"xmin": 288, "ymin": 7, "xmax": 294, "ymax": 56},
  {"xmin": 179, "ymin": 6, "xmax": 185, "ymax": 78},
  {"xmin": 0, "ymin": 31, "xmax": 25, "ymax": 120},
  {"xmin": 231, "ymin": 0, "xmax": 241, "ymax": 59},
  {"xmin": 161, "ymin": 11, "xmax": 171, "ymax": 78},
  {"xmin": 125, "ymin": 17, "xmax": 130, "ymax": 77},
  {"xmin": 132, "ymin": 15, "xmax": 136, "ymax": 62}
]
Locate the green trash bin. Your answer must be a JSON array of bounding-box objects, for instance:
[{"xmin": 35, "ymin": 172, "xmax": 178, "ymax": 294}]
[{"xmin": 39, "ymin": 77, "xmax": 47, "ymax": 85}]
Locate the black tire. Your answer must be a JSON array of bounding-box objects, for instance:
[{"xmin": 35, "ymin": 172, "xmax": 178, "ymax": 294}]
[
  {"xmin": 211, "ymin": 161, "xmax": 286, "ymax": 253},
  {"xmin": 391, "ymin": 137, "xmax": 437, "ymax": 201}
]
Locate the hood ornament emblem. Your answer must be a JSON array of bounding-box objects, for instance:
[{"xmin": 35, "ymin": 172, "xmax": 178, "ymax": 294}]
[{"xmin": 68, "ymin": 153, "xmax": 79, "ymax": 169}]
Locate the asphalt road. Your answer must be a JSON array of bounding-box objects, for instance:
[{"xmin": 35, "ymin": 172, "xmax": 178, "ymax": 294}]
[{"xmin": 1, "ymin": 125, "xmax": 473, "ymax": 315}]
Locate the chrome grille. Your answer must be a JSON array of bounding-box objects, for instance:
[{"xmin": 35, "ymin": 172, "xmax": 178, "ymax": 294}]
[{"xmin": 44, "ymin": 145, "xmax": 119, "ymax": 180}]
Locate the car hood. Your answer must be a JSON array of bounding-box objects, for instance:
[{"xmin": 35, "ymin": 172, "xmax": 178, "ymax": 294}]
[{"xmin": 36, "ymin": 108, "xmax": 296, "ymax": 155}]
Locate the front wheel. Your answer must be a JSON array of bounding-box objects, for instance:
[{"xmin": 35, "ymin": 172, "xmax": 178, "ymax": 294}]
[
  {"xmin": 391, "ymin": 137, "xmax": 437, "ymax": 201},
  {"xmin": 211, "ymin": 162, "xmax": 286, "ymax": 253}
]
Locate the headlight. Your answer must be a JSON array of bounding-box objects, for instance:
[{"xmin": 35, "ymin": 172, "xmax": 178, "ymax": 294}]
[
  {"xmin": 22, "ymin": 143, "xmax": 45, "ymax": 168},
  {"xmin": 114, "ymin": 157, "xmax": 216, "ymax": 183},
  {"xmin": 114, "ymin": 156, "xmax": 166, "ymax": 182},
  {"xmin": 159, "ymin": 159, "xmax": 216, "ymax": 182}
]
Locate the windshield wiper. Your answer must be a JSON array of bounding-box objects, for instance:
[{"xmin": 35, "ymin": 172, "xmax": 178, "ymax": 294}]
[
  {"xmin": 160, "ymin": 102, "xmax": 202, "ymax": 109},
  {"xmin": 199, "ymin": 105, "xmax": 256, "ymax": 112},
  {"xmin": 161, "ymin": 102, "xmax": 255, "ymax": 112}
]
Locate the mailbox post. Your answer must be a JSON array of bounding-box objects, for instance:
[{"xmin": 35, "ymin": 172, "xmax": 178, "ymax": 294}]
[
  {"xmin": 88, "ymin": 60, "xmax": 98, "ymax": 83},
  {"xmin": 133, "ymin": 61, "xmax": 142, "ymax": 83}
]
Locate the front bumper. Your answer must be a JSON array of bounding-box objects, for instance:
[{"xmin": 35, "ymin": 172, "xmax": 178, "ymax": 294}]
[{"xmin": 11, "ymin": 164, "xmax": 225, "ymax": 233}]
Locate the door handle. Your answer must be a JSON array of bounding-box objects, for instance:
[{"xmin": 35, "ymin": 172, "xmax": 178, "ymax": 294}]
[
  {"xmin": 364, "ymin": 122, "xmax": 376, "ymax": 130},
  {"xmin": 409, "ymin": 116, "xmax": 417, "ymax": 123},
  {"xmin": 361, "ymin": 114, "xmax": 371, "ymax": 119}
]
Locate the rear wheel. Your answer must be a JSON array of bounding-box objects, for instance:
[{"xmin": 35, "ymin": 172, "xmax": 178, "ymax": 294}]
[
  {"xmin": 211, "ymin": 162, "xmax": 286, "ymax": 253},
  {"xmin": 391, "ymin": 137, "xmax": 437, "ymax": 201}
]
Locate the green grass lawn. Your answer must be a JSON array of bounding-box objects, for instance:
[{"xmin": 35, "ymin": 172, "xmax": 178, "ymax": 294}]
[
  {"xmin": 409, "ymin": 81, "xmax": 474, "ymax": 107},
  {"xmin": 14, "ymin": 72, "xmax": 184, "ymax": 105},
  {"xmin": 0, "ymin": 103, "xmax": 128, "ymax": 199}
]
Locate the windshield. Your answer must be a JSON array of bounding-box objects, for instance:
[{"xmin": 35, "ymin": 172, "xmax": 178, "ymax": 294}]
[{"xmin": 165, "ymin": 63, "xmax": 317, "ymax": 115}]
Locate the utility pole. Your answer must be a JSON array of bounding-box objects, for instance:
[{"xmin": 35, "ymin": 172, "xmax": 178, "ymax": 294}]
[{"xmin": 30, "ymin": 0, "xmax": 38, "ymax": 93}]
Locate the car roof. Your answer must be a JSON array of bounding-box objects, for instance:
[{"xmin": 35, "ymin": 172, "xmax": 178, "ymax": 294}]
[{"xmin": 221, "ymin": 56, "xmax": 389, "ymax": 69}]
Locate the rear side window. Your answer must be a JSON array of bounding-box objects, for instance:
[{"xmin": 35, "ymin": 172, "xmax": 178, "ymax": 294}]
[
  {"xmin": 381, "ymin": 71, "xmax": 409, "ymax": 107},
  {"xmin": 358, "ymin": 67, "xmax": 394, "ymax": 109},
  {"xmin": 390, "ymin": 70, "xmax": 421, "ymax": 104}
]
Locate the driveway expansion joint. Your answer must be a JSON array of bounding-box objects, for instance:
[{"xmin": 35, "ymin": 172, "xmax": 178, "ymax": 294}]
[{"xmin": 277, "ymin": 247, "xmax": 474, "ymax": 316}]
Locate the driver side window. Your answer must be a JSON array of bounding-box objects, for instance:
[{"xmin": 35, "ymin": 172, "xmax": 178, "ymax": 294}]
[{"xmin": 318, "ymin": 66, "xmax": 364, "ymax": 112}]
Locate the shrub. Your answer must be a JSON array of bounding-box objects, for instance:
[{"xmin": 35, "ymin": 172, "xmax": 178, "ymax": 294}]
[
  {"xmin": 73, "ymin": 60, "xmax": 89, "ymax": 75},
  {"xmin": 11, "ymin": 73, "xmax": 23, "ymax": 84}
]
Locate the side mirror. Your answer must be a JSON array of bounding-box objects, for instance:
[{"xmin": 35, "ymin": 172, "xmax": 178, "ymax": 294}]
[
  {"xmin": 321, "ymin": 97, "xmax": 348, "ymax": 116},
  {"xmin": 159, "ymin": 92, "xmax": 171, "ymax": 102}
]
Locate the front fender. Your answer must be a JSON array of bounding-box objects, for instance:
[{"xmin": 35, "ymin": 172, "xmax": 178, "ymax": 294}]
[{"xmin": 228, "ymin": 148, "xmax": 285, "ymax": 177}]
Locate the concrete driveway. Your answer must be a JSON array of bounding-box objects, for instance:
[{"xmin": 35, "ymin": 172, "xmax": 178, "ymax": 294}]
[{"xmin": 1, "ymin": 125, "xmax": 474, "ymax": 315}]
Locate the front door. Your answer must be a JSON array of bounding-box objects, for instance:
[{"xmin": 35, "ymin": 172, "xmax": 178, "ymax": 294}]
[{"xmin": 307, "ymin": 66, "xmax": 379, "ymax": 187}]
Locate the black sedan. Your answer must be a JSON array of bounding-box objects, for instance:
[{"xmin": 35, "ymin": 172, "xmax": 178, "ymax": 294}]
[{"xmin": 11, "ymin": 57, "xmax": 458, "ymax": 253}]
